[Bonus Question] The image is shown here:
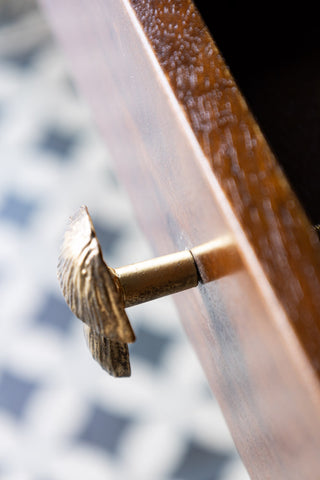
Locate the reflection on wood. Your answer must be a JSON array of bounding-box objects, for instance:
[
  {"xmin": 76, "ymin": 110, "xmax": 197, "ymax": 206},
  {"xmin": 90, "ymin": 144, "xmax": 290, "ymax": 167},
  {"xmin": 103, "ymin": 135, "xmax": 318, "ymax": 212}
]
[{"xmin": 41, "ymin": 1, "xmax": 320, "ymax": 478}]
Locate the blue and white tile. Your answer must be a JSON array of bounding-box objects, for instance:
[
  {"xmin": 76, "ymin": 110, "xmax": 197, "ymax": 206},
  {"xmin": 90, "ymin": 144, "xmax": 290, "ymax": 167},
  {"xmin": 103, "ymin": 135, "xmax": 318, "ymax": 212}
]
[{"xmin": 0, "ymin": 3, "xmax": 249, "ymax": 479}]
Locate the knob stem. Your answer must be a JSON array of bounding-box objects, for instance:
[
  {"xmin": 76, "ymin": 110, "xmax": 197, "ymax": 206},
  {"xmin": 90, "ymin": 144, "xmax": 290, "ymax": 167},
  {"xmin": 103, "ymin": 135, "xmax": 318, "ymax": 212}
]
[{"xmin": 116, "ymin": 249, "xmax": 199, "ymax": 308}]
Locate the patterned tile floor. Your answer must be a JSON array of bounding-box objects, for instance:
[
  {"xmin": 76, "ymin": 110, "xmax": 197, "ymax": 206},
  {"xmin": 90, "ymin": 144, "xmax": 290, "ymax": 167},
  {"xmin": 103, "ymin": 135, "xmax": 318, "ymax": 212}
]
[{"xmin": 0, "ymin": 4, "xmax": 250, "ymax": 480}]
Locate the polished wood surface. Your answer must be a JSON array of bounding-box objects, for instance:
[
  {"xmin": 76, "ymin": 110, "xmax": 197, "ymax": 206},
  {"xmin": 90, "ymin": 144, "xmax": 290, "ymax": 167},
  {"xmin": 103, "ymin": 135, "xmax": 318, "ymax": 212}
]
[
  {"xmin": 194, "ymin": 1, "xmax": 320, "ymax": 227},
  {"xmin": 40, "ymin": 1, "xmax": 320, "ymax": 478}
]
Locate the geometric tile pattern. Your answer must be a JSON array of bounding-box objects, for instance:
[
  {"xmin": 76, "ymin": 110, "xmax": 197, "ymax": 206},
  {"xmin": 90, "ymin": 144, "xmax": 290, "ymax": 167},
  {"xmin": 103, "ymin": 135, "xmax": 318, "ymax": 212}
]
[
  {"xmin": 0, "ymin": 2, "xmax": 249, "ymax": 479},
  {"xmin": 77, "ymin": 404, "xmax": 133, "ymax": 454},
  {"xmin": 0, "ymin": 370, "xmax": 38, "ymax": 419},
  {"xmin": 0, "ymin": 193, "xmax": 37, "ymax": 228},
  {"xmin": 2, "ymin": 42, "xmax": 44, "ymax": 69},
  {"xmin": 171, "ymin": 440, "xmax": 233, "ymax": 480},
  {"xmin": 34, "ymin": 292, "xmax": 74, "ymax": 334},
  {"xmin": 131, "ymin": 324, "xmax": 173, "ymax": 367},
  {"xmin": 38, "ymin": 125, "xmax": 79, "ymax": 159},
  {"xmin": 91, "ymin": 219, "xmax": 125, "ymax": 257}
]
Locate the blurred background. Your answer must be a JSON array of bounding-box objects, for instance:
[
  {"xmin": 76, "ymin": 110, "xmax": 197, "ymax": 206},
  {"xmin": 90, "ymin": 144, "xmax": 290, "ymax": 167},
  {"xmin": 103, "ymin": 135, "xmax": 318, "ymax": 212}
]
[{"xmin": 0, "ymin": 1, "xmax": 249, "ymax": 479}]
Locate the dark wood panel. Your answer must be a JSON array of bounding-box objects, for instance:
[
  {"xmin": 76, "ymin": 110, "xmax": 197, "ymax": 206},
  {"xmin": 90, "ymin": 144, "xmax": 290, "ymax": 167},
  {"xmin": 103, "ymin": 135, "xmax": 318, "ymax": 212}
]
[
  {"xmin": 39, "ymin": 1, "xmax": 320, "ymax": 478},
  {"xmin": 194, "ymin": 1, "xmax": 320, "ymax": 226}
]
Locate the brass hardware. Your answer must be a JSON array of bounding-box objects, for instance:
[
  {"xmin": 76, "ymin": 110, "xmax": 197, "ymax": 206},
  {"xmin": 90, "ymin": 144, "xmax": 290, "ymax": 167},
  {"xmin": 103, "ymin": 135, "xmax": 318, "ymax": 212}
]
[
  {"xmin": 116, "ymin": 249, "xmax": 198, "ymax": 308},
  {"xmin": 57, "ymin": 206, "xmax": 241, "ymax": 378}
]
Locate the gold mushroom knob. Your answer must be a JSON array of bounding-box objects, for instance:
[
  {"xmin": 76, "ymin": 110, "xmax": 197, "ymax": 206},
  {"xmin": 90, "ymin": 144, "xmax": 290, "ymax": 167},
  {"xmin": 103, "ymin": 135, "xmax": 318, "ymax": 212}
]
[{"xmin": 57, "ymin": 206, "xmax": 241, "ymax": 377}]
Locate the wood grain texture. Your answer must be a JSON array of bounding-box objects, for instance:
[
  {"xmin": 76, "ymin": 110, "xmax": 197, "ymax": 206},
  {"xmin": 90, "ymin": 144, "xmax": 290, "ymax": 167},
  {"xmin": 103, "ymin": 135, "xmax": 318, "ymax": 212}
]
[
  {"xmin": 193, "ymin": 2, "xmax": 320, "ymax": 226},
  {"xmin": 40, "ymin": 1, "xmax": 320, "ymax": 478},
  {"xmin": 130, "ymin": 0, "xmax": 320, "ymax": 368}
]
